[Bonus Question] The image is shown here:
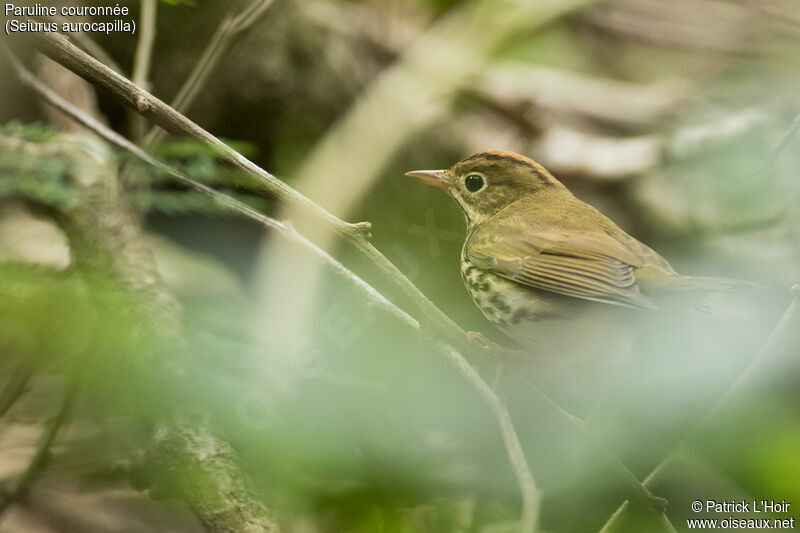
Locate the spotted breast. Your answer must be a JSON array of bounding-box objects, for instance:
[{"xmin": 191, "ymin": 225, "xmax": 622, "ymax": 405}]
[{"xmin": 460, "ymin": 246, "xmax": 586, "ymax": 346}]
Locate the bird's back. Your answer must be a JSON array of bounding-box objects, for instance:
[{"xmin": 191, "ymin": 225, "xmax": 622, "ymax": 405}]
[{"xmin": 484, "ymin": 192, "xmax": 677, "ymax": 275}]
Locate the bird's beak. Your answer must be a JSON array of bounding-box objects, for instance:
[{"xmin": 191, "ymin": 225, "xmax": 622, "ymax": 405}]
[{"xmin": 404, "ymin": 169, "xmax": 448, "ymax": 191}]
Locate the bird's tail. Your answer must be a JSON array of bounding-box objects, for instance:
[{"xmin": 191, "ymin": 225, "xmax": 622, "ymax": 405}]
[{"xmin": 668, "ymin": 275, "xmax": 764, "ymax": 292}]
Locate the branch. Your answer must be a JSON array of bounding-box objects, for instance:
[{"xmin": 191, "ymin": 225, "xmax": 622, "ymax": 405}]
[
  {"xmin": 132, "ymin": 0, "xmax": 157, "ymax": 91},
  {"xmin": 598, "ymin": 286, "xmax": 800, "ymax": 533},
  {"xmin": 130, "ymin": 0, "xmax": 158, "ymax": 142},
  {"xmin": 440, "ymin": 343, "xmax": 539, "ymax": 532},
  {"xmin": 129, "ymin": 424, "xmax": 279, "ymax": 533},
  {"xmin": 147, "ymin": 0, "xmax": 276, "ymax": 143}
]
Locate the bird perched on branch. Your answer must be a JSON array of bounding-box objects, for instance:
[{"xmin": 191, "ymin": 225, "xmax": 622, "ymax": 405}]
[{"xmin": 406, "ymin": 151, "xmax": 757, "ymax": 353}]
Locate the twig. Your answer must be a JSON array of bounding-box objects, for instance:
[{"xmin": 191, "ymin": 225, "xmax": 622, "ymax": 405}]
[
  {"xmin": 130, "ymin": 0, "xmax": 158, "ymax": 142},
  {"xmin": 440, "ymin": 343, "xmax": 539, "ymax": 532},
  {"xmin": 6, "ymin": 44, "xmax": 543, "ymax": 532},
  {"xmin": 598, "ymin": 286, "xmax": 800, "ymax": 533},
  {"xmin": 0, "ymin": 378, "xmax": 78, "ymax": 514},
  {"xmin": 0, "ymin": 361, "xmax": 33, "ymax": 418},
  {"xmin": 132, "ymin": 0, "xmax": 157, "ymax": 91},
  {"xmin": 146, "ymin": 0, "xmax": 276, "ymax": 144}
]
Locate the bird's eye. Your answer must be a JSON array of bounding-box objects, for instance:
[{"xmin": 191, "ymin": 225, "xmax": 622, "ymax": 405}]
[{"xmin": 464, "ymin": 174, "xmax": 485, "ymax": 192}]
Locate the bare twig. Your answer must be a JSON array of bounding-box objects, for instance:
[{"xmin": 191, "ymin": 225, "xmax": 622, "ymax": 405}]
[
  {"xmin": 138, "ymin": 0, "xmax": 277, "ymax": 197},
  {"xmin": 440, "ymin": 343, "xmax": 539, "ymax": 532},
  {"xmin": 130, "ymin": 0, "xmax": 158, "ymax": 142},
  {"xmin": 0, "ymin": 378, "xmax": 78, "ymax": 514},
  {"xmin": 149, "ymin": 0, "xmax": 276, "ymax": 129},
  {"xmin": 598, "ymin": 286, "xmax": 800, "ymax": 533},
  {"xmin": 132, "ymin": 0, "xmax": 157, "ymax": 91}
]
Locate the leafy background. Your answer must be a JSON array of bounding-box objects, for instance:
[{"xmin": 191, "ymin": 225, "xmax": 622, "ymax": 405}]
[{"xmin": 1, "ymin": 0, "xmax": 800, "ymax": 531}]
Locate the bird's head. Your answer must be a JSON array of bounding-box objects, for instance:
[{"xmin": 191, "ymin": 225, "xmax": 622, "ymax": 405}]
[{"xmin": 405, "ymin": 150, "xmax": 564, "ymax": 224}]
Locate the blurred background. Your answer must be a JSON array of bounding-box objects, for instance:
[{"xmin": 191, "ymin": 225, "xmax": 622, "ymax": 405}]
[{"xmin": 1, "ymin": 0, "xmax": 800, "ymax": 531}]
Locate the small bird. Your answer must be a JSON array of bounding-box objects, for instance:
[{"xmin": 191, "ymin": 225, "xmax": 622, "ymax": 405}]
[{"xmin": 406, "ymin": 150, "xmax": 756, "ymax": 351}]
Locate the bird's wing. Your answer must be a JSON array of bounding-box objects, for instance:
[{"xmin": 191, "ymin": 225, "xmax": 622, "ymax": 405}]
[{"xmin": 466, "ymin": 225, "xmax": 658, "ymax": 309}]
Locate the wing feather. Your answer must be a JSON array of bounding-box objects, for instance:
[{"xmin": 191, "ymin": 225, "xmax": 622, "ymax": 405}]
[{"xmin": 467, "ymin": 225, "xmax": 657, "ymax": 310}]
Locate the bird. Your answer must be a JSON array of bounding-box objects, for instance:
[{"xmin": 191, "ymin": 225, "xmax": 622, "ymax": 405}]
[{"xmin": 405, "ymin": 150, "xmax": 758, "ymax": 353}]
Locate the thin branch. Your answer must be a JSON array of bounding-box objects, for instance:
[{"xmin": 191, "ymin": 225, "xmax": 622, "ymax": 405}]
[
  {"xmin": 130, "ymin": 0, "xmax": 158, "ymax": 142},
  {"xmin": 0, "ymin": 378, "xmax": 78, "ymax": 514},
  {"xmin": 138, "ymin": 0, "xmax": 277, "ymax": 188},
  {"xmin": 6, "ymin": 44, "xmax": 543, "ymax": 532},
  {"xmin": 132, "ymin": 0, "xmax": 157, "ymax": 91},
  {"xmin": 598, "ymin": 286, "xmax": 800, "ymax": 533},
  {"xmin": 440, "ymin": 343, "xmax": 539, "ymax": 532},
  {"xmin": 149, "ymin": 0, "xmax": 276, "ymax": 133}
]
